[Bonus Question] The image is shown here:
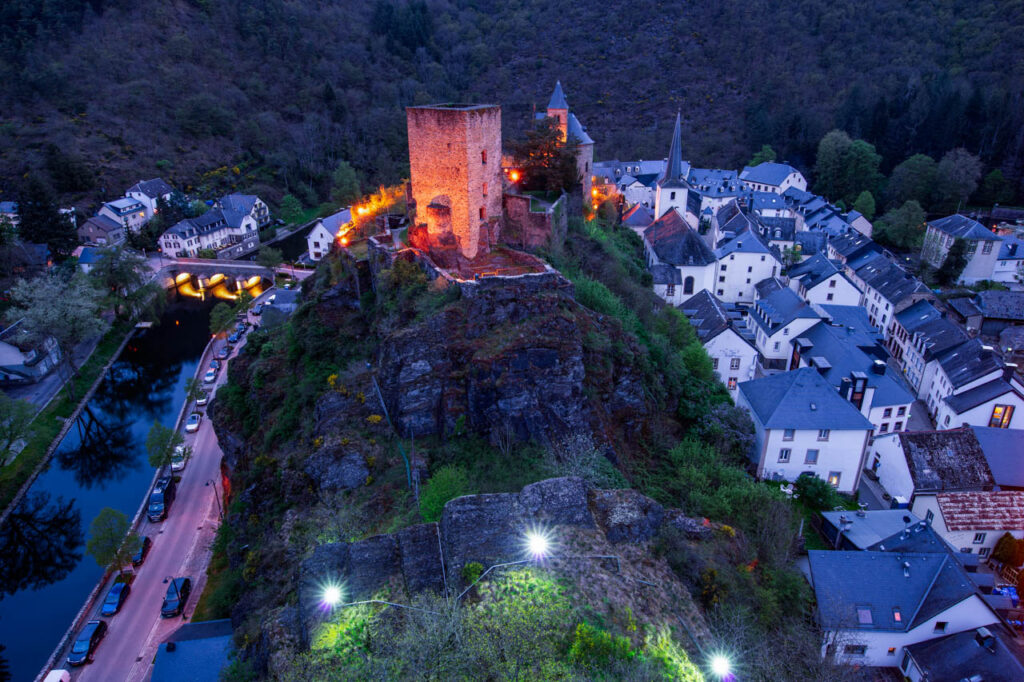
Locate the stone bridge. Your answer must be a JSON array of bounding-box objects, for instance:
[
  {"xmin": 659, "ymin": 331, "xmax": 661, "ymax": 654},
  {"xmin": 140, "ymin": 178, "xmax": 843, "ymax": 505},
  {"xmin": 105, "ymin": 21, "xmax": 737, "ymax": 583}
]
[{"xmin": 152, "ymin": 257, "xmax": 276, "ymax": 300}]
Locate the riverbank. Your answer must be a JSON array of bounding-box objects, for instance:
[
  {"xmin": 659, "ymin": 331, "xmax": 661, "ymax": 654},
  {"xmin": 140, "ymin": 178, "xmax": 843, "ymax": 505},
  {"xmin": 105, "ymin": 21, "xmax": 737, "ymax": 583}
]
[{"xmin": 0, "ymin": 320, "xmax": 135, "ymax": 515}]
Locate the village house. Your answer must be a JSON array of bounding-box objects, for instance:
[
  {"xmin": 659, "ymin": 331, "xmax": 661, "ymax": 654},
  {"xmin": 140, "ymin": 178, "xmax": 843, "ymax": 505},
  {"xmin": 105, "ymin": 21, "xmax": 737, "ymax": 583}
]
[
  {"xmin": 620, "ymin": 204, "xmax": 654, "ymax": 238},
  {"xmin": 0, "ymin": 318, "xmax": 62, "ymax": 386},
  {"xmin": 921, "ymin": 215, "xmax": 1002, "ymax": 285},
  {"xmin": 125, "ymin": 178, "xmax": 174, "ymax": 220},
  {"xmin": 77, "ymin": 214, "xmax": 125, "ymax": 246},
  {"xmin": 852, "ymin": 255, "xmax": 931, "ymax": 336},
  {"xmin": 737, "ymin": 367, "xmax": 874, "ymax": 493},
  {"xmin": 738, "ymin": 162, "xmax": 807, "ymax": 195},
  {"xmin": 307, "ymin": 208, "xmax": 351, "ymax": 261},
  {"xmin": 158, "ymin": 207, "xmax": 259, "ymax": 258},
  {"xmin": 808, "ymin": 522, "xmax": 1003, "ymax": 668},
  {"xmin": 826, "ymin": 230, "xmax": 882, "ymax": 277},
  {"xmin": 787, "ymin": 253, "xmax": 862, "ymax": 306},
  {"xmin": 217, "ymin": 194, "xmax": 271, "ymax": 229},
  {"xmin": 679, "ymin": 290, "xmax": 757, "ymax": 394},
  {"xmin": 900, "ymin": 624, "xmax": 1024, "ymax": 682},
  {"xmin": 592, "ymin": 160, "xmax": 666, "ymax": 209},
  {"xmin": 819, "ymin": 509, "xmax": 926, "ymax": 551},
  {"xmin": 948, "ymin": 290, "xmax": 1024, "ymax": 336},
  {"xmin": 642, "ymin": 209, "xmax": 716, "ymax": 305},
  {"xmin": 98, "ymin": 196, "xmax": 148, "ymax": 233},
  {"xmin": 746, "ymin": 286, "xmax": 823, "ymax": 371},
  {"xmin": 991, "ymin": 234, "xmax": 1024, "ymax": 285},
  {"xmin": 890, "ymin": 302, "xmax": 969, "ymax": 394},
  {"xmin": 915, "ymin": 337, "xmax": 1018, "ymax": 427},
  {"xmin": 712, "ymin": 226, "xmax": 781, "ymax": 304},
  {"xmin": 686, "ymin": 168, "xmax": 744, "ymax": 215}
]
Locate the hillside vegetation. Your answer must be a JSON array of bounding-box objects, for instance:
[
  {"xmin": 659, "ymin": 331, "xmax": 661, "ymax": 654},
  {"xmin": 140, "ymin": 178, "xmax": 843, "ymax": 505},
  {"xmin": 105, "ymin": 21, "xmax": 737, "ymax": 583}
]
[{"xmin": 2, "ymin": 0, "xmax": 1023, "ymax": 213}]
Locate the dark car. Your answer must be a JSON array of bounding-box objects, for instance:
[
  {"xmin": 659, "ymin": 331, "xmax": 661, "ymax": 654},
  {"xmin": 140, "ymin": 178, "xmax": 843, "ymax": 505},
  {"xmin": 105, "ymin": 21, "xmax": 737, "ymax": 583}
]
[
  {"xmin": 216, "ymin": 346, "xmax": 230, "ymax": 360},
  {"xmin": 209, "ymin": 359, "xmax": 221, "ymax": 370},
  {"xmin": 147, "ymin": 476, "xmax": 176, "ymax": 522},
  {"xmin": 227, "ymin": 332, "xmax": 241, "ymax": 344},
  {"xmin": 235, "ymin": 321, "xmax": 246, "ymax": 333},
  {"xmin": 252, "ymin": 303, "xmax": 263, "ymax": 316},
  {"xmin": 66, "ymin": 619, "xmax": 106, "ymax": 666},
  {"xmin": 131, "ymin": 536, "xmax": 152, "ymax": 566},
  {"xmin": 161, "ymin": 577, "xmax": 192, "ymax": 618},
  {"xmin": 100, "ymin": 581, "xmax": 130, "ymax": 616}
]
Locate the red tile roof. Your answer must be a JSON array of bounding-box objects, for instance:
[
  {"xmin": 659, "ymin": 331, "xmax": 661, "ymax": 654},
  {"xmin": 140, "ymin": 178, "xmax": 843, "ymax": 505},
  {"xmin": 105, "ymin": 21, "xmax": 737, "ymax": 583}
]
[{"xmin": 936, "ymin": 491, "xmax": 1024, "ymax": 531}]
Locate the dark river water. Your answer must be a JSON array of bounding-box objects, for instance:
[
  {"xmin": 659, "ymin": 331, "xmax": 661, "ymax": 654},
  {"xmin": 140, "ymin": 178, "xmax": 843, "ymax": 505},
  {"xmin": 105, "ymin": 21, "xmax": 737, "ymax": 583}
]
[{"xmin": 0, "ymin": 299, "xmax": 212, "ymax": 682}]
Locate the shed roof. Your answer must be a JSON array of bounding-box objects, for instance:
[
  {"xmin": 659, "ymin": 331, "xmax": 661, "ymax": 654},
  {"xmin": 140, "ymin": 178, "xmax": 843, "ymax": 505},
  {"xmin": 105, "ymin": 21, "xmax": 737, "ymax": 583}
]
[
  {"xmin": 936, "ymin": 491, "xmax": 1024, "ymax": 531},
  {"xmin": 905, "ymin": 624, "xmax": 1024, "ymax": 682},
  {"xmin": 897, "ymin": 428, "xmax": 995, "ymax": 492}
]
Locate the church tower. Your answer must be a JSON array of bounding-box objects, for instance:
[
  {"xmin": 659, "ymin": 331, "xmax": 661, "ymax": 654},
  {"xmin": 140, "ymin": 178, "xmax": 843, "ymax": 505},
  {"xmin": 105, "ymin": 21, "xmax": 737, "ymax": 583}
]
[
  {"xmin": 654, "ymin": 111, "xmax": 690, "ymax": 220},
  {"xmin": 546, "ymin": 81, "xmax": 569, "ymax": 142}
]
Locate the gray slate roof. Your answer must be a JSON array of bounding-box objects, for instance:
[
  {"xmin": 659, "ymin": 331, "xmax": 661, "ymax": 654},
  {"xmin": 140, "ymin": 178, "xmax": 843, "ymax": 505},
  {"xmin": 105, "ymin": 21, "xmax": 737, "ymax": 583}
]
[
  {"xmin": 828, "ymin": 231, "xmax": 879, "ymax": 261},
  {"xmin": 547, "ymin": 80, "xmax": 568, "ymax": 110},
  {"xmin": 897, "ymin": 428, "xmax": 995, "ymax": 492},
  {"xmin": 975, "ymin": 290, "xmax": 1024, "ymax": 321},
  {"xmin": 679, "ymin": 290, "xmax": 752, "ymax": 346},
  {"xmin": 905, "ymin": 625, "xmax": 1024, "ymax": 682},
  {"xmin": 126, "ymin": 178, "xmax": 173, "ymax": 199},
  {"xmin": 759, "ymin": 216, "xmax": 796, "ymax": 241},
  {"xmin": 971, "ymin": 426, "xmax": 1024, "ymax": 488},
  {"xmin": 820, "ymin": 510, "xmax": 924, "ymax": 550},
  {"xmin": 622, "ymin": 203, "xmax": 654, "ymax": 228},
  {"xmin": 944, "ymin": 378, "xmax": 1022, "ymax": 414},
  {"xmin": 687, "ymin": 168, "xmax": 742, "ymax": 197},
  {"xmin": 566, "ymin": 113, "xmax": 593, "ymax": 145},
  {"xmin": 659, "ymin": 112, "xmax": 688, "ymax": 189},
  {"xmin": 81, "ymin": 214, "xmax": 123, "ymax": 234},
  {"xmin": 855, "ymin": 257, "xmax": 929, "ymax": 306},
  {"xmin": 739, "ymin": 162, "xmax": 799, "ymax": 187},
  {"xmin": 644, "ymin": 210, "xmax": 715, "ymax": 266},
  {"xmin": 748, "ymin": 286, "xmax": 820, "ymax": 333},
  {"xmin": 929, "ymin": 214, "xmax": 999, "ymax": 241},
  {"xmin": 934, "ymin": 338, "xmax": 1004, "ymax": 388},
  {"xmin": 997, "ymin": 235, "xmax": 1024, "ymax": 260},
  {"xmin": 895, "ymin": 300, "xmax": 942, "ymax": 331},
  {"xmin": 794, "ymin": 231, "xmax": 827, "ymax": 255},
  {"xmin": 218, "ymin": 193, "xmax": 258, "ymax": 215},
  {"xmin": 753, "ymin": 276, "xmax": 786, "ymax": 300},
  {"xmin": 714, "ymin": 226, "xmax": 774, "ymax": 258},
  {"xmin": 319, "ymin": 208, "xmax": 352, "ymax": 234},
  {"xmin": 649, "ymin": 263, "xmax": 681, "ymax": 285},
  {"xmin": 738, "ymin": 367, "xmax": 873, "ymax": 430},
  {"xmin": 787, "ymin": 253, "xmax": 842, "ymax": 290}
]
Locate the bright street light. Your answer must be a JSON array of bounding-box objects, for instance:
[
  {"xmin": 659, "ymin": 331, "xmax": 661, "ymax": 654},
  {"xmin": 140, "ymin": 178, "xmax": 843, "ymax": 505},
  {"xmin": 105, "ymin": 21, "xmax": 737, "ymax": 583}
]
[
  {"xmin": 710, "ymin": 654, "xmax": 731, "ymax": 678},
  {"xmin": 525, "ymin": 531, "xmax": 550, "ymax": 560},
  {"xmin": 321, "ymin": 585, "xmax": 342, "ymax": 608}
]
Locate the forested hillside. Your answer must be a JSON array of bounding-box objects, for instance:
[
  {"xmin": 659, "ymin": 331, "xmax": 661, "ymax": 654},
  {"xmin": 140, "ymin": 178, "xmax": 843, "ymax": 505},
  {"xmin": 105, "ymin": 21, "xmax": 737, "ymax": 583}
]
[{"xmin": 1, "ymin": 0, "xmax": 1022, "ymax": 211}]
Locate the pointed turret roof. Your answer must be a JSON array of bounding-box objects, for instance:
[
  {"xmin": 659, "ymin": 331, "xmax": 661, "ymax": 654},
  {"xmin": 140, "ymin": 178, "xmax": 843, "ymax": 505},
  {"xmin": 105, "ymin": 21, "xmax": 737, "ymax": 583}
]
[
  {"xmin": 547, "ymin": 81, "xmax": 568, "ymax": 110},
  {"xmin": 660, "ymin": 112, "xmax": 686, "ymax": 188}
]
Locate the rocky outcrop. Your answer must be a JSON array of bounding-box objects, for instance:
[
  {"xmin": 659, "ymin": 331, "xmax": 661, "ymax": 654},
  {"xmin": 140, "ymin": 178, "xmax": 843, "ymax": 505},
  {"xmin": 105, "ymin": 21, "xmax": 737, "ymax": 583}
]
[
  {"xmin": 302, "ymin": 449, "xmax": 369, "ymax": 492},
  {"xmin": 376, "ymin": 273, "xmax": 649, "ymax": 445}
]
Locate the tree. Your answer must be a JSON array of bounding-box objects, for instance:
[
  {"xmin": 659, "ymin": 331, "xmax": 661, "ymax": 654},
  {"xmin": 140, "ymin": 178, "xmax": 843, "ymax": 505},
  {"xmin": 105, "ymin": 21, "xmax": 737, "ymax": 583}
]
[
  {"xmin": 935, "ymin": 148, "xmax": 982, "ymax": 211},
  {"xmin": 793, "ymin": 475, "xmax": 841, "ymax": 511},
  {"xmin": 330, "ymin": 161, "xmax": 361, "ymax": 206},
  {"xmin": 841, "ymin": 139, "xmax": 882, "ymax": 205},
  {"xmin": 992, "ymin": 532, "xmax": 1024, "ymax": 567},
  {"xmin": 692, "ymin": 403, "xmax": 756, "ymax": 465},
  {"xmin": 234, "ymin": 289, "xmax": 254, "ymax": 315},
  {"xmin": 0, "ymin": 394, "xmax": 34, "ymax": 464},
  {"xmin": 419, "ymin": 465, "xmax": 470, "ymax": 522},
  {"xmin": 813, "ymin": 130, "xmax": 852, "ymax": 201},
  {"xmin": 852, "ymin": 190, "xmax": 876, "ymax": 220},
  {"xmin": 886, "ymin": 154, "xmax": 938, "ymax": 209},
  {"xmin": 976, "ymin": 169, "xmax": 1015, "ymax": 206},
  {"xmin": 780, "ymin": 246, "xmax": 802, "ymax": 268},
  {"xmin": 209, "ymin": 302, "xmax": 236, "ymax": 336},
  {"xmin": 85, "ymin": 507, "xmax": 137, "ymax": 573},
  {"xmin": 279, "ymin": 194, "xmax": 304, "ymax": 225},
  {"xmin": 89, "ymin": 245, "xmax": 163, "ymax": 320},
  {"xmin": 939, "ymin": 239, "xmax": 970, "ymax": 286},
  {"xmin": 509, "ymin": 117, "xmax": 581, "ymax": 193},
  {"xmin": 196, "ymin": 248, "xmax": 218, "ymax": 259},
  {"xmin": 184, "ymin": 377, "xmax": 205, "ymax": 404},
  {"xmin": 146, "ymin": 420, "xmax": 185, "ymax": 469},
  {"xmin": 256, "ymin": 246, "xmax": 283, "ymax": 269},
  {"xmin": 748, "ymin": 144, "xmax": 777, "ymax": 166},
  {"xmin": 17, "ymin": 175, "xmax": 76, "ymax": 260},
  {"xmin": 873, "ymin": 200, "xmax": 926, "ymax": 249},
  {"xmin": 6, "ymin": 271, "xmax": 105, "ymax": 400}
]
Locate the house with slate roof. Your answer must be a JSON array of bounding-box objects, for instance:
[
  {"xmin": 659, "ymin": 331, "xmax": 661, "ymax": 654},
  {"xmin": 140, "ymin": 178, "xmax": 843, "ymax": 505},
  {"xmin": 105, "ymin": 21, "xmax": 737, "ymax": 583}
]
[
  {"xmin": 216, "ymin": 193, "xmax": 271, "ymax": 228},
  {"xmin": 891, "ymin": 302, "xmax": 969, "ymax": 394},
  {"xmin": 686, "ymin": 167, "xmax": 743, "ymax": 214},
  {"xmin": 787, "ymin": 253, "xmax": 862, "ymax": 306},
  {"xmin": 679, "ymin": 290, "xmax": 757, "ymax": 394},
  {"xmin": 614, "ymin": 173, "xmax": 659, "ymax": 208},
  {"xmin": 971, "ymin": 426, "xmax": 1024, "ymax": 489},
  {"xmin": 736, "ymin": 367, "xmax": 874, "ymax": 492},
  {"xmin": 844, "ymin": 209, "xmax": 873, "ymax": 238},
  {"xmin": 712, "ymin": 225, "xmax": 780, "ymax": 304},
  {"xmin": 757, "ymin": 216, "xmax": 796, "ymax": 252},
  {"xmin": 853, "ymin": 255, "xmax": 931, "ymax": 337},
  {"xmin": 77, "ymin": 214, "xmax": 125, "ymax": 246},
  {"xmin": 820, "ymin": 509, "xmax": 926, "ymax": 551},
  {"xmin": 948, "ymin": 290, "xmax": 1024, "ymax": 336},
  {"xmin": 931, "ymin": 490, "xmax": 1024, "ymax": 558},
  {"xmin": 620, "ymin": 203, "xmax": 653, "ymax": 238},
  {"xmin": 307, "ymin": 208, "xmax": 351, "ymax": 261},
  {"xmin": 921, "ymin": 214, "xmax": 1002, "ymax": 284},
  {"xmin": 98, "ymin": 196, "xmax": 148, "ymax": 233},
  {"xmin": 158, "ymin": 206, "xmax": 259, "ymax": 258},
  {"xmin": 808, "ymin": 523, "xmax": 1003, "ymax": 667},
  {"xmin": 827, "ymin": 230, "xmax": 882, "ymax": 275},
  {"xmin": 745, "ymin": 286, "xmax": 823, "ymax": 371},
  {"xmin": 738, "ymin": 162, "xmax": 806, "ymax": 195},
  {"xmin": 642, "ymin": 209, "xmax": 715, "ymax": 305},
  {"xmin": 592, "ymin": 159, "xmax": 667, "ymax": 186},
  {"xmin": 992, "ymin": 234, "xmax": 1024, "ymax": 285},
  {"xmin": 125, "ymin": 177, "xmax": 174, "ymax": 220},
  {"xmin": 653, "ymin": 113, "xmax": 697, "ymax": 226},
  {"xmin": 789, "ymin": 305, "xmax": 915, "ymax": 436},
  {"xmin": 915, "ymin": 337, "xmax": 1019, "ymax": 428},
  {"xmin": 901, "ymin": 623, "xmax": 1024, "ymax": 682}
]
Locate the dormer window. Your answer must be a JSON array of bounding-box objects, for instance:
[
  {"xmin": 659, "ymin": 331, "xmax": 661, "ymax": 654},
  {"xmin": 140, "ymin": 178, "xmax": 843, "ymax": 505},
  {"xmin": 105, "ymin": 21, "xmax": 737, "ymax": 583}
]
[
  {"xmin": 856, "ymin": 606, "xmax": 872, "ymax": 625},
  {"xmin": 892, "ymin": 608, "xmax": 901, "ymax": 623}
]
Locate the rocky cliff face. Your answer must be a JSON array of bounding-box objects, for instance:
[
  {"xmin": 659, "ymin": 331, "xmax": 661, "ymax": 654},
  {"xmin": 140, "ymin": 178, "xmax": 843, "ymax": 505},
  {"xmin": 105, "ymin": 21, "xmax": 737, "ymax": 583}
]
[{"xmin": 377, "ymin": 272, "xmax": 649, "ymax": 446}]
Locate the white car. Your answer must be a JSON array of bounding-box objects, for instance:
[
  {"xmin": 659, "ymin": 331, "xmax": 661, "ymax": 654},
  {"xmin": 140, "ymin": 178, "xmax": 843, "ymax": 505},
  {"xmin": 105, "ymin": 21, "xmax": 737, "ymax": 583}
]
[
  {"xmin": 185, "ymin": 413, "xmax": 202, "ymax": 433},
  {"xmin": 196, "ymin": 391, "xmax": 209, "ymax": 407},
  {"xmin": 203, "ymin": 368, "xmax": 217, "ymax": 384},
  {"xmin": 171, "ymin": 445, "xmax": 187, "ymax": 471}
]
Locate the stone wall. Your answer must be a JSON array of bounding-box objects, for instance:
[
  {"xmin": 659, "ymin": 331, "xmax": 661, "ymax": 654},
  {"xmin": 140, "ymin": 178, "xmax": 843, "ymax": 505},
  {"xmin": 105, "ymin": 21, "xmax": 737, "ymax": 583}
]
[
  {"xmin": 502, "ymin": 192, "xmax": 568, "ymax": 251},
  {"xmin": 406, "ymin": 105, "xmax": 504, "ymax": 260}
]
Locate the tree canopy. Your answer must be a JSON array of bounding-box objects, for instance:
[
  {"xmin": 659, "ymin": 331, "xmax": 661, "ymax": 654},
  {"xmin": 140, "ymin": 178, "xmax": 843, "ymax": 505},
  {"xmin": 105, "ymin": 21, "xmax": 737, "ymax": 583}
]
[
  {"xmin": 85, "ymin": 507, "xmax": 137, "ymax": 573},
  {"xmin": 145, "ymin": 420, "xmax": 185, "ymax": 469}
]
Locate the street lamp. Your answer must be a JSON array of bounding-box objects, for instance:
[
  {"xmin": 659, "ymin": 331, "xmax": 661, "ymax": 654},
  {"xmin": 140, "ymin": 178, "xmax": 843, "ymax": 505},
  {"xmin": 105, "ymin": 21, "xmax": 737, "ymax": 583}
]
[
  {"xmin": 205, "ymin": 479, "xmax": 223, "ymax": 519},
  {"xmin": 319, "ymin": 583, "xmax": 439, "ymax": 615},
  {"xmin": 710, "ymin": 654, "xmax": 732, "ymax": 678}
]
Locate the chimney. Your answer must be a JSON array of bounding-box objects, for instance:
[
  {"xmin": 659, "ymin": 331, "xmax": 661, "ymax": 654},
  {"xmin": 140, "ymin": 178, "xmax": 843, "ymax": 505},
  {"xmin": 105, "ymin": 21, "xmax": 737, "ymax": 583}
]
[
  {"xmin": 974, "ymin": 627, "xmax": 996, "ymax": 652},
  {"xmin": 871, "ymin": 359, "xmax": 886, "ymax": 375}
]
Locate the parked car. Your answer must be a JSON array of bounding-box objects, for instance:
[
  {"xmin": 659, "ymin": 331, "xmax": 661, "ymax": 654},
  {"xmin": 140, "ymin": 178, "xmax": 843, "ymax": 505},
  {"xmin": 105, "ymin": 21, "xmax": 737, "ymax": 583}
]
[
  {"xmin": 131, "ymin": 536, "xmax": 152, "ymax": 566},
  {"xmin": 147, "ymin": 476, "xmax": 176, "ymax": 522},
  {"xmin": 100, "ymin": 582, "xmax": 130, "ymax": 616},
  {"xmin": 252, "ymin": 303, "xmax": 263, "ymax": 316},
  {"xmin": 227, "ymin": 332, "xmax": 241, "ymax": 344},
  {"xmin": 203, "ymin": 368, "xmax": 217, "ymax": 384},
  {"xmin": 216, "ymin": 346, "xmax": 230, "ymax": 360},
  {"xmin": 185, "ymin": 412, "xmax": 202, "ymax": 432},
  {"xmin": 43, "ymin": 670, "xmax": 71, "ymax": 682},
  {"xmin": 171, "ymin": 444, "xmax": 187, "ymax": 472},
  {"xmin": 283, "ymin": 281, "xmax": 293, "ymax": 289},
  {"xmin": 235, "ymin": 322, "xmax": 246, "ymax": 334},
  {"xmin": 196, "ymin": 391, "xmax": 209, "ymax": 407},
  {"xmin": 209, "ymin": 359, "xmax": 221, "ymax": 370},
  {"xmin": 266, "ymin": 294, "xmax": 276, "ymax": 305},
  {"xmin": 66, "ymin": 620, "xmax": 106, "ymax": 666},
  {"xmin": 161, "ymin": 577, "xmax": 193, "ymax": 618}
]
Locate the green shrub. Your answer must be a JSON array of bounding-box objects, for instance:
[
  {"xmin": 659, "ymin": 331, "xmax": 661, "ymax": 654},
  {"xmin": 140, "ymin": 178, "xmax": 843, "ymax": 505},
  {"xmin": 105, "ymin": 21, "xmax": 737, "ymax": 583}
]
[
  {"xmin": 992, "ymin": 532, "xmax": 1024, "ymax": 567},
  {"xmin": 461, "ymin": 561, "xmax": 484, "ymax": 585},
  {"xmin": 794, "ymin": 474, "xmax": 842, "ymax": 511},
  {"xmin": 419, "ymin": 465, "xmax": 471, "ymax": 522},
  {"xmin": 568, "ymin": 622, "xmax": 634, "ymax": 669}
]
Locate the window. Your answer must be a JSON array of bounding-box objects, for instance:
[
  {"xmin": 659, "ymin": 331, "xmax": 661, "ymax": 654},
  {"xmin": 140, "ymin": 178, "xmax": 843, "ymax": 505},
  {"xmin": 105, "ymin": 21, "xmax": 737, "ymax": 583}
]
[
  {"xmin": 844, "ymin": 645, "xmax": 867, "ymax": 656},
  {"xmin": 760, "ymin": 255, "xmax": 765, "ymax": 261},
  {"xmin": 683, "ymin": 277, "xmax": 694, "ymax": 295},
  {"xmin": 747, "ymin": 266, "xmax": 753, "ymax": 273},
  {"xmin": 897, "ymin": 406, "xmax": 906, "ymax": 416},
  {"xmin": 730, "ymin": 358, "xmax": 741, "ymax": 370},
  {"xmin": 805, "ymin": 449, "xmax": 819, "ymax": 464},
  {"xmin": 973, "ymin": 532, "xmax": 986, "ymax": 544},
  {"xmin": 887, "ymin": 647, "xmax": 896, "ymax": 656},
  {"xmin": 783, "ymin": 429, "xmax": 795, "ymax": 441},
  {"xmin": 727, "ymin": 377, "xmax": 737, "ymax": 389},
  {"xmin": 944, "ymin": 415, "xmax": 951, "ymax": 426},
  {"xmin": 717, "ymin": 289, "xmax": 724, "ymax": 296},
  {"xmin": 482, "ymin": 181, "xmax": 488, "ymax": 196},
  {"xmin": 901, "ymin": 652, "xmax": 911, "ymax": 672},
  {"xmin": 712, "ymin": 358, "xmax": 719, "ymax": 370},
  {"xmin": 856, "ymin": 607, "xmax": 872, "ymax": 625},
  {"xmin": 989, "ymin": 404, "xmax": 1015, "ymax": 428},
  {"xmin": 826, "ymin": 293, "xmax": 834, "ymax": 301},
  {"xmin": 892, "ymin": 608, "xmax": 902, "ymax": 623},
  {"xmin": 829, "ymin": 279, "xmax": 836, "ymax": 288},
  {"xmin": 720, "ymin": 264, "xmax": 728, "ymax": 271},
  {"xmin": 719, "ymin": 276, "xmax": 726, "ymax": 283},
  {"xmin": 783, "ymin": 328, "xmax": 790, "ymax": 336},
  {"xmin": 883, "ymin": 408, "xmax": 892, "ymax": 418},
  {"xmin": 934, "ymin": 621, "xmax": 948, "ymax": 633},
  {"xmin": 773, "ymin": 342, "xmax": 780, "ymax": 351},
  {"xmin": 670, "ymin": 191, "xmax": 676, "ymax": 200},
  {"xmin": 827, "ymin": 471, "xmax": 841, "ymax": 487},
  {"xmin": 665, "ymin": 284, "xmax": 675, "ymax": 297},
  {"xmin": 481, "ymin": 150, "xmax": 487, "ymax": 164},
  {"xmin": 983, "ymin": 241, "xmax": 993, "ymax": 254},
  {"xmin": 778, "ymin": 448, "xmax": 791, "ymax": 463},
  {"xmin": 817, "ymin": 429, "xmax": 830, "ymax": 441},
  {"xmin": 926, "ymin": 509, "xmax": 934, "ymax": 523},
  {"xmin": 980, "ymin": 547, "xmax": 990, "ymax": 557},
  {"xmin": 879, "ymin": 423, "xmax": 889, "ymax": 433},
  {"xmin": 746, "ymin": 278, "xmax": 751, "ymax": 284},
  {"xmin": 894, "ymin": 421, "xmax": 903, "ymax": 431},
  {"xmin": 962, "ymin": 547, "xmax": 973, "ymax": 554},
  {"xmin": 479, "ymin": 207, "xmax": 484, "ymax": 220}
]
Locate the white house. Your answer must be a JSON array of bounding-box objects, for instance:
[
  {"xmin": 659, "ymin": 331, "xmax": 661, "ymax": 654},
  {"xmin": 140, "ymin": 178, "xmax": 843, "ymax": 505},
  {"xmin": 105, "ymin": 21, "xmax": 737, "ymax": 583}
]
[
  {"xmin": 746, "ymin": 286, "xmax": 823, "ymax": 371},
  {"xmin": 99, "ymin": 197, "xmax": 148, "ymax": 233},
  {"xmin": 680, "ymin": 290, "xmax": 757, "ymax": 394},
  {"xmin": 919, "ymin": 491, "xmax": 1024, "ymax": 558},
  {"xmin": 992, "ymin": 235, "xmax": 1024, "ymax": 286},
  {"xmin": 307, "ymin": 208, "xmax": 351, "ymax": 261},
  {"xmin": 787, "ymin": 253, "xmax": 862, "ymax": 306},
  {"xmin": 917, "ymin": 338, "xmax": 1009, "ymax": 425},
  {"xmin": 125, "ymin": 178, "xmax": 174, "ymax": 220},
  {"xmin": 686, "ymin": 168, "xmax": 745, "ymax": 215},
  {"xmin": 737, "ymin": 367, "xmax": 874, "ymax": 493},
  {"xmin": 921, "ymin": 215, "xmax": 1002, "ymax": 285},
  {"xmin": 217, "ymin": 194, "xmax": 271, "ymax": 228},
  {"xmin": 852, "ymin": 256, "xmax": 931, "ymax": 337},
  {"xmin": 738, "ymin": 162, "xmax": 807, "ymax": 195},
  {"xmin": 643, "ymin": 209, "xmax": 716, "ymax": 305},
  {"xmin": 845, "ymin": 209, "xmax": 873, "ymax": 238},
  {"xmin": 158, "ymin": 208, "xmax": 259, "ymax": 258},
  {"xmin": 935, "ymin": 372, "xmax": 1024, "ymax": 430},
  {"xmin": 712, "ymin": 226, "xmax": 781, "ymax": 304}
]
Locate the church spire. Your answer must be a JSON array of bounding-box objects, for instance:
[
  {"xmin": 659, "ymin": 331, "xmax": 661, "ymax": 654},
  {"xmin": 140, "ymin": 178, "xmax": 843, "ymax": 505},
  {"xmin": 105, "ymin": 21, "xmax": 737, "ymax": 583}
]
[
  {"xmin": 662, "ymin": 111, "xmax": 683, "ymax": 184},
  {"xmin": 547, "ymin": 80, "xmax": 568, "ymax": 110}
]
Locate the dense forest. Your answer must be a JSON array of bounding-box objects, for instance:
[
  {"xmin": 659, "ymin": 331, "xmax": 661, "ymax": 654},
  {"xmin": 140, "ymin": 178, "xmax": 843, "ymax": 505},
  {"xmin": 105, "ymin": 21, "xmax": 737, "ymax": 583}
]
[{"xmin": 1, "ymin": 0, "xmax": 1022, "ymax": 213}]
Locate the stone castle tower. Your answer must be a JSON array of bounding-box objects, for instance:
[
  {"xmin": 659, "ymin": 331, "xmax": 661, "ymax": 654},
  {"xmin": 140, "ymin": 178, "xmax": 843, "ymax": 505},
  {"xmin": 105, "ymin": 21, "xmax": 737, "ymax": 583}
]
[
  {"xmin": 539, "ymin": 81, "xmax": 594, "ymax": 201},
  {"xmin": 407, "ymin": 104, "xmax": 504, "ymax": 261}
]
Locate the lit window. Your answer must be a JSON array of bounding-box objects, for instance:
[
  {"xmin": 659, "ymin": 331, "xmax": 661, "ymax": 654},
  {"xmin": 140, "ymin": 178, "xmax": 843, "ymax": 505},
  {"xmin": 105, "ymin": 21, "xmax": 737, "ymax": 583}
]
[
  {"xmin": 778, "ymin": 448, "xmax": 791, "ymax": 463},
  {"xmin": 887, "ymin": 647, "xmax": 897, "ymax": 656},
  {"xmin": 892, "ymin": 608, "xmax": 901, "ymax": 623},
  {"xmin": 727, "ymin": 377, "xmax": 737, "ymax": 390},
  {"xmin": 827, "ymin": 471, "xmax": 841, "ymax": 487},
  {"xmin": 989, "ymin": 404, "xmax": 1014, "ymax": 428}
]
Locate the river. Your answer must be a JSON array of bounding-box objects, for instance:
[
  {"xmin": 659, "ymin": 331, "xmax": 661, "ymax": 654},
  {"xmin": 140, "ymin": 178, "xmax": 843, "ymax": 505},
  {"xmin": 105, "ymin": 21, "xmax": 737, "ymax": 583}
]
[{"xmin": 0, "ymin": 299, "xmax": 213, "ymax": 682}]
